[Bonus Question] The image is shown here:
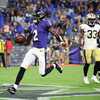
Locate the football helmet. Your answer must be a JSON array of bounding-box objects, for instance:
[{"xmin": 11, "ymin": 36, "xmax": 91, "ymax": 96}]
[
  {"xmin": 86, "ymin": 13, "xmax": 96, "ymax": 27},
  {"xmin": 32, "ymin": 10, "xmax": 46, "ymax": 24},
  {"xmin": 33, "ymin": 9, "xmax": 51, "ymax": 24}
]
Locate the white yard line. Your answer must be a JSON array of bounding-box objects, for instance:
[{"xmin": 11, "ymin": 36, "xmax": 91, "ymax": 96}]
[
  {"xmin": 0, "ymin": 98, "xmax": 27, "ymax": 100},
  {"xmin": 1, "ymin": 83, "xmax": 77, "ymax": 89},
  {"xmin": 95, "ymin": 88, "xmax": 100, "ymax": 92},
  {"xmin": 0, "ymin": 92, "xmax": 3, "ymax": 94},
  {"xmin": 41, "ymin": 89, "xmax": 64, "ymax": 95}
]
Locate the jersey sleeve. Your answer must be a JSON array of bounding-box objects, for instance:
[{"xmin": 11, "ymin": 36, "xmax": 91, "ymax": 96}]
[
  {"xmin": 28, "ymin": 24, "xmax": 36, "ymax": 34},
  {"xmin": 46, "ymin": 19, "xmax": 52, "ymax": 27},
  {"xmin": 28, "ymin": 25, "xmax": 32, "ymax": 32},
  {"xmin": 79, "ymin": 24, "xmax": 85, "ymax": 30},
  {"xmin": 97, "ymin": 24, "xmax": 100, "ymax": 32}
]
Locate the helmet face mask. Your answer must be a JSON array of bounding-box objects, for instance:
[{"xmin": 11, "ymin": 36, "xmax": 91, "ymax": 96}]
[
  {"xmin": 32, "ymin": 9, "xmax": 51, "ymax": 24},
  {"xmin": 37, "ymin": 11, "xmax": 46, "ymax": 19},
  {"xmin": 33, "ymin": 10, "xmax": 48, "ymax": 24},
  {"xmin": 33, "ymin": 11, "xmax": 45, "ymax": 24},
  {"xmin": 88, "ymin": 18, "xmax": 96, "ymax": 26},
  {"xmin": 86, "ymin": 13, "xmax": 96, "ymax": 27}
]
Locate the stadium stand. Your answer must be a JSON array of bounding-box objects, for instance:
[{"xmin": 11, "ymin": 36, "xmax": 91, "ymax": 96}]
[
  {"xmin": 0, "ymin": 0, "xmax": 8, "ymax": 8},
  {"xmin": 0, "ymin": 0, "xmax": 100, "ymax": 66}
]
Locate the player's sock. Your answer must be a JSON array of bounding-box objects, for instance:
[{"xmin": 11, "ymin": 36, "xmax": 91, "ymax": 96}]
[
  {"xmin": 54, "ymin": 63, "xmax": 62, "ymax": 73},
  {"xmin": 98, "ymin": 71, "xmax": 100, "ymax": 80},
  {"xmin": 93, "ymin": 62, "xmax": 99, "ymax": 76},
  {"xmin": 83, "ymin": 63, "xmax": 90, "ymax": 76},
  {"xmin": 13, "ymin": 84, "xmax": 18, "ymax": 90},
  {"xmin": 41, "ymin": 65, "xmax": 54, "ymax": 77},
  {"xmin": 15, "ymin": 67, "xmax": 26, "ymax": 85},
  {"xmin": 52, "ymin": 64, "xmax": 56, "ymax": 68},
  {"xmin": 98, "ymin": 72, "xmax": 100, "ymax": 76}
]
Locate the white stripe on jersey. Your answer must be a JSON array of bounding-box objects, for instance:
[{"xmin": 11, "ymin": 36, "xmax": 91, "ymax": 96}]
[
  {"xmin": 47, "ymin": 19, "xmax": 52, "ymax": 26},
  {"xmin": 43, "ymin": 18, "xmax": 52, "ymax": 26}
]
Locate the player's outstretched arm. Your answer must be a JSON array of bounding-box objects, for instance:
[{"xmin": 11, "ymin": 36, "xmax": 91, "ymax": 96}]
[
  {"xmin": 49, "ymin": 26, "xmax": 68, "ymax": 48},
  {"xmin": 78, "ymin": 29, "xmax": 84, "ymax": 48}
]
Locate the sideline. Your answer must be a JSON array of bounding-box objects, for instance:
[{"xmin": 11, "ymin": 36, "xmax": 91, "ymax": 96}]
[{"xmin": 61, "ymin": 64, "xmax": 81, "ymax": 67}]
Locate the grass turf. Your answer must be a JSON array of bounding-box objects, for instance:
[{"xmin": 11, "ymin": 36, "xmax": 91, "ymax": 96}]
[{"xmin": 0, "ymin": 65, "xmax": 100, "ymax": 100}]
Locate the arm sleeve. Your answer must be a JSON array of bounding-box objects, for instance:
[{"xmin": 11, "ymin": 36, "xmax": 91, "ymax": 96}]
[{"xmin": 55, "ymin": 34, "xmax": 65, "ymax": 42}]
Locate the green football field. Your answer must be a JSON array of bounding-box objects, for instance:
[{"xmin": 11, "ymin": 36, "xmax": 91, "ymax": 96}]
[{"xmin": 0, "ymin": 65, "xmax": 100, "ymax": 100}]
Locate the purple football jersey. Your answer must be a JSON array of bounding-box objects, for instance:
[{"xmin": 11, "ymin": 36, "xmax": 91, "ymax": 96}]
[{"xmin": 29, "ymin": 18, "xmax": 52, "ymax": 48}]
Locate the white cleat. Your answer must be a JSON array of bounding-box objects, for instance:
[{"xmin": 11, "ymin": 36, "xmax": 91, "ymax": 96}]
[
  {"xmin": 91, "ymin": 76, "xmax": 100, "ymax": 83},
  {"xmin": 83, "ymin": 77, "xmax": 90, "ymax": 84}
]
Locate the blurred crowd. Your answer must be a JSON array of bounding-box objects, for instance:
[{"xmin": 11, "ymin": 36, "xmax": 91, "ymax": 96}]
[{"xmin": 0, "ymin": 0, "xmax": 100, "ymax": 67}]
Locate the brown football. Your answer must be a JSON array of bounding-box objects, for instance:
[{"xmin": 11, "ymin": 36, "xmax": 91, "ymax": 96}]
[{"xmin": 15, "ymin": 35, "xmax": 26, "ymax": 44}]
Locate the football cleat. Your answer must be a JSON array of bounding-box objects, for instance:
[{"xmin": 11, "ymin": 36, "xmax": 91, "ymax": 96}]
[
  {"xmin": 7, "ymin": 86, "xmax": 16, "ymax": 94},
  {"xmin": 55, "ymin": 63, "xmax": 63, "ymax": 73},
  {"xmin": 83, "ymin": 77, "xmax": 90, "ymax": 84},
  {"xmin": 91, "ymin": 76, "xmax": 100, "ymax": 83}
]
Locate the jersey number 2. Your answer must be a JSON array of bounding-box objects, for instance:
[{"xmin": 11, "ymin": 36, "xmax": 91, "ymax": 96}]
[{"xmin": 32, "ymin": 30, "xmax": 38, "ymax": 41}]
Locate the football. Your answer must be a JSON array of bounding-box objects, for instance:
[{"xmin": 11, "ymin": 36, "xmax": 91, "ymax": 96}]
[{"xmin": 15, "ymin": 35, "xmax": 26, "ymax": 44}]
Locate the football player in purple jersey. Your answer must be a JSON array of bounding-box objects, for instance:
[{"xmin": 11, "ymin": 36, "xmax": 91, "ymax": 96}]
[{"xmin": 7, "ymin": 10, "xmax": 67, "ymax": 94}]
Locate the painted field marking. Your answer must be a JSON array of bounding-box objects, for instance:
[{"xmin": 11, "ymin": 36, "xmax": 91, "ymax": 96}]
[
  {"xmin": 0, "ymin": 98, "xmax": 27, "ymax": 100},
  {"xmin": 41, "ymin": 89, "xmax": 64, "ymax": 95},
  {"xmin": 0, "ymin": 92, "xmax": 3, "ymax": 94},
  {"xmin": 95, "ymin": 88, "xmax": 100, "ymax": 92},
  {"xmin": 38, "ymin": 94, "xmax": 100, "ymax": 100},
  {"xmin": 0, "ymin": 84, "xmax": 100, "ymax": 100},
  {"xmin": 1, "ymin": 83, "xmax": 78, "ymax": 89}
]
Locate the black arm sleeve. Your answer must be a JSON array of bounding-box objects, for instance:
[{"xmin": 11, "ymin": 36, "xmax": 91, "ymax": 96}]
[
  {"xmin": 97, "ymin": 37, "xmax": 100, "ymax": 48},
  {"xmin": 55, "ymin": 34, "xmax": 65, "ymax": 42},
  {"xmin": 97, "ymin": 38, "xmax": 100, "ymax": 44}
]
